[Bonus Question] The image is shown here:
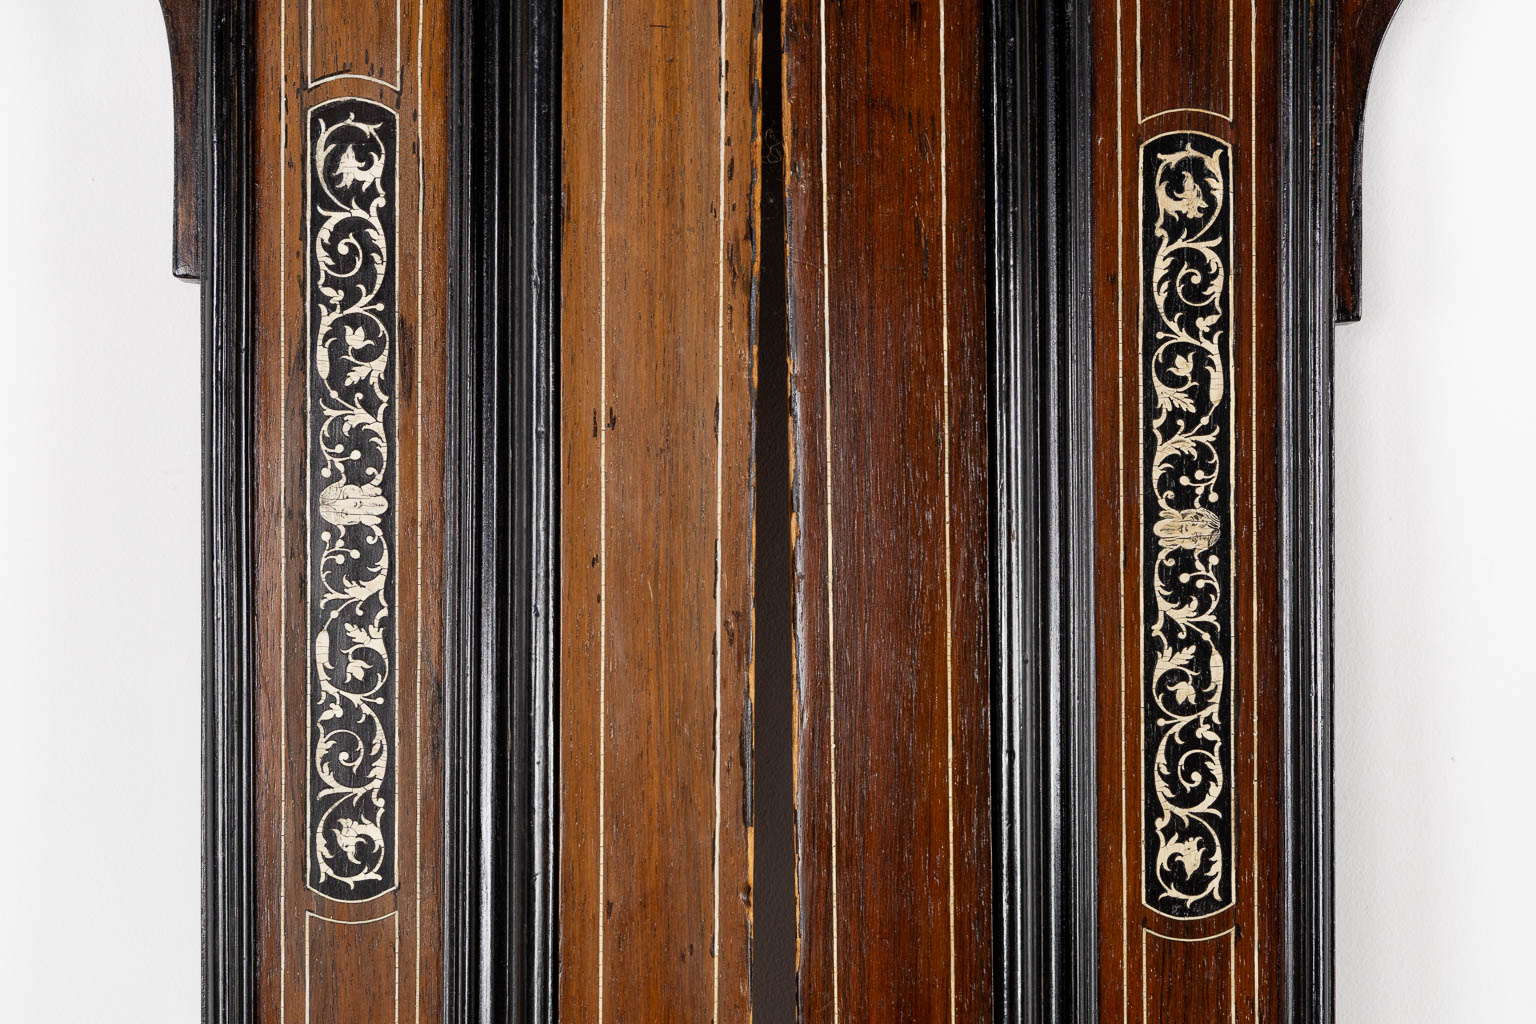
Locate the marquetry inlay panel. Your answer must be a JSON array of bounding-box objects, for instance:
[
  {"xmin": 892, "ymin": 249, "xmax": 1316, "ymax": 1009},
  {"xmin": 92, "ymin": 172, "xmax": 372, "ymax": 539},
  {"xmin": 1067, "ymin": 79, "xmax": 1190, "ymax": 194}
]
[
  {"xmin": 1139, "ymin": 132, "xmax": 1236, "ymax": 920},
  {"xmin": 1095, "ymin": 0, "xmax": 1282, "ymax": 1019},
  {"xmin": 253, "ymin": 1, "xmax": 447, "ymax": 1021},
  {"xmin": 306, "ymin": 97, "xmax": 400, "ymax": 904}
]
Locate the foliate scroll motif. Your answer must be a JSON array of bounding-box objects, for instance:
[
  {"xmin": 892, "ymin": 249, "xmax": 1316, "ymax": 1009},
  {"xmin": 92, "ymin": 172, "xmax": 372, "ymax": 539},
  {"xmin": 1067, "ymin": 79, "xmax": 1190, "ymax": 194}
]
[
  {"xmin": 307, "ymin": 98, "xmax": 397, "ymax": 902},
  {"xmin": 1141, "ymin": 133, "xmax": 1234, "ymax": 919}
]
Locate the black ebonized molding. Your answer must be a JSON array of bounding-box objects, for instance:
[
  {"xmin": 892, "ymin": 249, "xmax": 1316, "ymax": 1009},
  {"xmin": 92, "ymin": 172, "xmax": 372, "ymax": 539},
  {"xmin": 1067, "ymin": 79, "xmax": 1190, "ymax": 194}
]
[
  {"xmin": 988, "ymin": 0, "xmax": 1097, "ymax": 1021},
  {"xmin": 1279, "ymin": 0, "xmax": 1337, "ymax": 1019},
  {"xmin": 202, "ymin": 0, "xmax": 255, "ymax": 1019},
  {"xmin": 444, "ymin": 0, "xmax": 560, "ymax": 1022}
]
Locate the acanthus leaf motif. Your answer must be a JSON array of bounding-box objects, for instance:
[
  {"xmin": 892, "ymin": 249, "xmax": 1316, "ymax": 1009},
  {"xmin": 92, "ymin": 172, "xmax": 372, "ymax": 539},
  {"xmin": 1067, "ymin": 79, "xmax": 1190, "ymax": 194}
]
[
  {"xmin": 307, "ymin": 100, "xmax": 398, "ymax": 901},
  {"xmin": 1142, "ymin": 134, "xmax": 1235, "ymax": 918}
]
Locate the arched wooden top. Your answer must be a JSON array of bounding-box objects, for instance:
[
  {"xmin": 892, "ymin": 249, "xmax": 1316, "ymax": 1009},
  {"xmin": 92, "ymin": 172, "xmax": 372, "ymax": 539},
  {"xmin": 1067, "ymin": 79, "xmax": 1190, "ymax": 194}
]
[
  {"xmin": 158, "ymin": 0, "xmax": 201, "ymax": 280},
  {"xmin": 1336, "ymin": 0, "xmax": 1406, "ymax": 323}
]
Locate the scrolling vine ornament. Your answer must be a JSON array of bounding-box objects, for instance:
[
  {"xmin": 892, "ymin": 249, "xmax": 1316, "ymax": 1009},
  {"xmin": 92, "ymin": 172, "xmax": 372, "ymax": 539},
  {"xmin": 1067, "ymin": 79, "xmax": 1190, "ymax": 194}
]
[
  {"xmin": 306, "ymin": 98, "xmax": 398, "ymax": 902},
  {"xmin": 1140, "ymin": 133, "xmax": 1235, "ymax": 919}
]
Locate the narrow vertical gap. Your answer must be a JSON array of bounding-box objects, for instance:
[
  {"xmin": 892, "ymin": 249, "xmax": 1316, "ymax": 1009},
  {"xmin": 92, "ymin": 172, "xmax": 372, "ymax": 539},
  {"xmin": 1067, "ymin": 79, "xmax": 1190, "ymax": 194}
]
[{"xmin": 752, "ymin": 0, "xmax": 795, "ymax": 1015}]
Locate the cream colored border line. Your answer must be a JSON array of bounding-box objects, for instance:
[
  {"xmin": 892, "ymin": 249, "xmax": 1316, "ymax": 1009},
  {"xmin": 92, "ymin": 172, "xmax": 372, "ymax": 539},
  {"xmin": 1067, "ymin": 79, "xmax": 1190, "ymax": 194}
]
[
  {"xmin": 306, "ymin": 0, "xmax": 403, "ymax": 91},
  {"xmin": 413, "ymin": 4, "xmax": 425, "ymax": 1017},
  {"xmin": 596, "ymin": 0, "xmax": 610, "ymax": 1015},
  {"xmin": 1247, "ymin": 0, "xmax": 1260, "ymax": 1009},
  {"xmin": 815, "ymin": 0, "xmax": 840, "ymax": 1016},
  {"xmin": 304, "ymin": 912, "xmax": 401, "ymax": 1024},
  {"xmin": 280, "ymin": 3, "xmax": 289, "ymax": 1019},
  {"xmin": 937, "ymin": 0, "xmax": 958, "ymax": 1018},
  {"xmin": 1135, "ymin": 0, "xmax": 1236, "ymax": 123},
  {"xmin": 1115, "ymin": 3, "xmax": 1129, "ymax": 1019},
  {"xmin": 712, "ymin": 0, "xmax": 728, "ymax": 1017}
]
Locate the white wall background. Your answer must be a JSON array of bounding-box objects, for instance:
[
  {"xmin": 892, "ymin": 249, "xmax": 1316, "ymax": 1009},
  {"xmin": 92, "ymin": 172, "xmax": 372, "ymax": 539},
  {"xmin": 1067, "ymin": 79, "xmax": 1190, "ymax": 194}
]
[
  {"xmin": 1336, "ymin": 0, "xmax": 1536, "ymax": 1020},
  {"xmin": 1, "ymin": 0, "xmax": 1531, "ymax": 1021},
  {"xmin": 0, "ymin": 2, "xmax": 201, "ymax": 1020}
]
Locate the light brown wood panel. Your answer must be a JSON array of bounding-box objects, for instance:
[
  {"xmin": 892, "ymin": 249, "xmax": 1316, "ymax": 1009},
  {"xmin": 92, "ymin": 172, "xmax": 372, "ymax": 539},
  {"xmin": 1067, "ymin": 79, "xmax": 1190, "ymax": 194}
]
[
  {"xmin": 252, "ymin": 1, "xmax": 448, "ymax": 1021},
  {"xmin": 559, "ymin": 0, "xmax": 760, "ymax": 1019},
  {"xmin": 783, "ymin": 0, "xmax": 993, "ymax": 1018}
]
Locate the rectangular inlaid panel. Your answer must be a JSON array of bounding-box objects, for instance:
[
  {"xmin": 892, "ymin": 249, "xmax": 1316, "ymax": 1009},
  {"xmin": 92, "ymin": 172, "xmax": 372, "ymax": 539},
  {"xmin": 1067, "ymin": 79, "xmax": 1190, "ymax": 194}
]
[
  {"xmin": 1093, "ymin": 0, "xmax": 1282, "ymax": 1019},
  {"xmin": 783, "ymin": 0, "xmax": 993, "ymax": 1019},
  {"xmin": 559, "ymin": 0, "xmax": 760, "ymax": 1020},
  {"xmin": 253, "ymin": 1, "xmax": 447, "ymax": 1021}
]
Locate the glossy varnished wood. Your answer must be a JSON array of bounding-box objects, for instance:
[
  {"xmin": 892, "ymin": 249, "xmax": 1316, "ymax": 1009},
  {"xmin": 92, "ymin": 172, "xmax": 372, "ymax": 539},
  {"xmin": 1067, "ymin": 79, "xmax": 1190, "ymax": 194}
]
[
  {"xmin": 784, "ymin": 0, "xmax": 993, "ymax": 1018},
  {"xmin": 1091, "ymin": 1, "xmax": 1282, "ymax": 1019},
  {"xmin": 250, "ymin": 1, "xmax": 449, "ymax": 1020},
  {"xmin": 559, "ymin": 0, "xmax": 759, "ymax": 1019}
]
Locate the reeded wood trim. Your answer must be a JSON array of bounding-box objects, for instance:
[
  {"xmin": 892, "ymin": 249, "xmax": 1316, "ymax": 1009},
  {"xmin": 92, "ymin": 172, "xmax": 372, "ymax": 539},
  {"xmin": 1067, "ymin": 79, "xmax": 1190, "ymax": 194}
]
[{"xmin": 558, "ymin": 0, "xmax": 760, "ymax": 1020}]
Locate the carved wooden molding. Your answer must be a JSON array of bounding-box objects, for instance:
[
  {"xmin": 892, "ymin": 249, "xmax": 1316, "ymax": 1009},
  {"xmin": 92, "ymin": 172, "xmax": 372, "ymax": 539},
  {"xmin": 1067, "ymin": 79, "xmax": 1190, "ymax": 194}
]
[{"xmin": 162, "ymin": 0, "xmax": 1404, "ymax": 1019}]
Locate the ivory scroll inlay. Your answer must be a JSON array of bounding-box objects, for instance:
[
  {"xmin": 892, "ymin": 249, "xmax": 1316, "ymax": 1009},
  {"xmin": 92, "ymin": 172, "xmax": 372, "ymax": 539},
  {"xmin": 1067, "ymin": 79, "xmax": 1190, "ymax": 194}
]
[
  {"xmin": 307, "ymin": 97, "xmax": 399, "ymax": 903},
  {"xmin": 1141, "ymin": 131, "xmax": 1235, "ymax": 919}
]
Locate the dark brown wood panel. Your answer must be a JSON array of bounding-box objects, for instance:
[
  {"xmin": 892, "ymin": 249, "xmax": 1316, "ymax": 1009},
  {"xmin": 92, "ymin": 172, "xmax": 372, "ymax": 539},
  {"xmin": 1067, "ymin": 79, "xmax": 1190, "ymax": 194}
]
[
  {"xmin": 252, "ymin": 1, "xmax": 448, "ymax": 1021},
  {"xmin": 1093, "ymin": 1, "xmax": 1283, "ymax": 1020},
  {"xmin": 784, "ymin": 0, "xmax": 993, "ymax": 1018},
  {"xmin": 308, "ymin": 0, "xmax": 401, "ymax": 87},
  {"xmin": 1142, "ymin": 931, "xmax": 1235, "ymax": 1024},
  {"xmin": 559, "ymin": 0, "xmax": 759, "ymax": 1020},
  {"xmin": 1137, "ymin": 0, "xmax": 1235, "ymax": 121}
]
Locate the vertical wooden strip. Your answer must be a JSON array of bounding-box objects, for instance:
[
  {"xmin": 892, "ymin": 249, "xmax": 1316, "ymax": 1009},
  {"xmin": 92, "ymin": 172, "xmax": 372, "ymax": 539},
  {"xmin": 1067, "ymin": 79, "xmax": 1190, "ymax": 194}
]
[
  {"xmin": 254, "ymin": 1, "xmax": 447, "ymax": 1020},
  {"xmin": 304, "ymin": 915, "xmax": 399, "ymax": 1024},
  {"xmin": 1094, "ymin": 0, "xmax": 1282, "ymax": 1019},
  {"xmin": 784, "ymin": 0, "xmax": 992, "ymax": 1018},
  {"xmin": 559, "ymin": 0, "xmax": 760, "ymax": 1020}
]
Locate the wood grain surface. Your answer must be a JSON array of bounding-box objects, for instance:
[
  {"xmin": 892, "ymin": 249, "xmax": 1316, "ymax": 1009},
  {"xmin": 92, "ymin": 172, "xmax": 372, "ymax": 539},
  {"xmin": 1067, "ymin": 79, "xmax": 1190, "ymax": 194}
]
[
  {"xmin": 783, "ymin": 0, "xmax": 993, "ymax": 1018},
  {"xmin": 157, "ymin": 0, "xmax": 201, "ymax": 278},
  {"xmin": 1092, "ymin": 1, "xmax": 1283, "ymax": 1020},
  {"xmin": 559, "ymin": 0, "xmax": 760, "ymax": 1020},
  {"xmin": 251, "ymin": 1, "xmax": 448, "ymax": 1021},
  {"xmin": 1334, "ymin": 0, "xmax": 1406, "ymax": 322}
]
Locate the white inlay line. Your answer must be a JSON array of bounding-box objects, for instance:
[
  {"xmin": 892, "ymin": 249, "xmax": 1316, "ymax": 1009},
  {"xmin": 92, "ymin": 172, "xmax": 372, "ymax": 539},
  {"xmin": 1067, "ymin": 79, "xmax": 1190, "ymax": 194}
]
[
  {"xmin": 713, "ymin": 0, "xmax": 728, "ymax": 1019},
  {"xmin": 937, "ymin": 0, "xmax": 957, "ymax": 1018},
  {"xmin": 279, "ymin": 3, "xmax": 288, "ymax": 1015},
  {"xmin": 598, "ymin": 0, "xmax": 610, "ymax": 1016},
  {"xmin": 414, "ymin": 5, "xmax": 425, "ymax": 1018},
  {"xmin": 816, "ymin": 0, "xmax": 840, "ymax": 1018}
]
